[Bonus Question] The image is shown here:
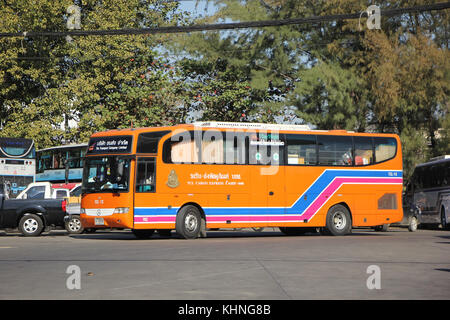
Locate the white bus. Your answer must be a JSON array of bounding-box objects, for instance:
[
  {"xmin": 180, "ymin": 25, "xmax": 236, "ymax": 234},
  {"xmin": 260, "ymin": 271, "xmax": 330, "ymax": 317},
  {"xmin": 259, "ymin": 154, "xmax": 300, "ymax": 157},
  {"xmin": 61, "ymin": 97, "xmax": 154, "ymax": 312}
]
[
  {"xmin": 36, "ymin": 143, "xmax": 87, "ymax": 184},
  {"xmin": 0, "ymin": 137, "xmax": 36, "ymax": 198}
]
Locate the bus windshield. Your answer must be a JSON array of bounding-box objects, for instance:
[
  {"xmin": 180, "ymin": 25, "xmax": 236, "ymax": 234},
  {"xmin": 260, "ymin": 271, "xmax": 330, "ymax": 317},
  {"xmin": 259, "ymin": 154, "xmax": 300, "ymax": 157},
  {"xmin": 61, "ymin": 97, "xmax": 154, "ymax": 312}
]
[{"xmin": 82, "ymin": 156, "xmax": 131, "ymax": 193}]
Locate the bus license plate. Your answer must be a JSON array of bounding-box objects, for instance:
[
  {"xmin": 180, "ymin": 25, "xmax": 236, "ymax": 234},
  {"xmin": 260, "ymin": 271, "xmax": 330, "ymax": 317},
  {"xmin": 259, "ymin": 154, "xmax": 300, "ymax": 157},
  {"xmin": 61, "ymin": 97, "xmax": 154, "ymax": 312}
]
[{"xmin": 95, "ymin": 218, "xmax": 104, "ymax": 225}]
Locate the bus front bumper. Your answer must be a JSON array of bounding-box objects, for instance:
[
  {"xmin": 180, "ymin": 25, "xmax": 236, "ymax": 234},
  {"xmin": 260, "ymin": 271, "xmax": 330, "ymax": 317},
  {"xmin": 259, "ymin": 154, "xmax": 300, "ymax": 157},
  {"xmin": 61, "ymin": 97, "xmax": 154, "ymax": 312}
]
[{"xmin": 80, "ymin": 213, "xmax": 133, "ymax": 229}]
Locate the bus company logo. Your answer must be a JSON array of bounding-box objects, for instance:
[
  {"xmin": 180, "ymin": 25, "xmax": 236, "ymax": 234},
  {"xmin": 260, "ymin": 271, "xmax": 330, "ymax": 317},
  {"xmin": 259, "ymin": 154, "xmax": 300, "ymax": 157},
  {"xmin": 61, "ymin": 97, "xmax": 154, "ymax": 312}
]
[
  {"xmin": 88, "ymin": 143, "xmax": 96, "ymax": 152},
  {"xmin": 166, "ymin": 170, "xmax": 180, "ymax": 188},
  {"xmin": 96, "ymin": 209, "xmax": 101, "ymax": 216}
]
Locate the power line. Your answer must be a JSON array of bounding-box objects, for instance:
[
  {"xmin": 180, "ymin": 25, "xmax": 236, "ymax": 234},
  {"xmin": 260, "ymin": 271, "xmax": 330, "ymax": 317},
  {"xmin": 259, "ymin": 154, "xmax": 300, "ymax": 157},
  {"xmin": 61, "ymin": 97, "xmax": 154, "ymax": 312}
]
[{"xmin": 0, "ymin": 2, "xmax": 448, "ymax": 38}]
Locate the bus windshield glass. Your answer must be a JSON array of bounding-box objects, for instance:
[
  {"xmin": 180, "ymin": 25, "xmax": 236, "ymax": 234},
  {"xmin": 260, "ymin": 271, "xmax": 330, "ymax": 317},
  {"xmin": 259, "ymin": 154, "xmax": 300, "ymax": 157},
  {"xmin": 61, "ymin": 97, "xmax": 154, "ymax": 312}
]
[{"xmin": 82, "ymin": 156, "xmax": 131, "ymax": 193}]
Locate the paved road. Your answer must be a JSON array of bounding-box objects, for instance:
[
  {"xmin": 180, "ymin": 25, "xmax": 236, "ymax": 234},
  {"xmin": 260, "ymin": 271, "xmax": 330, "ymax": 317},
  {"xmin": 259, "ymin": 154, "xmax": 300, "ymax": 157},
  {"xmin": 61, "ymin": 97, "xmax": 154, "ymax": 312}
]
[{"xmin": 0, "ymin": 227, "xmax": 449, "ymax": 300}]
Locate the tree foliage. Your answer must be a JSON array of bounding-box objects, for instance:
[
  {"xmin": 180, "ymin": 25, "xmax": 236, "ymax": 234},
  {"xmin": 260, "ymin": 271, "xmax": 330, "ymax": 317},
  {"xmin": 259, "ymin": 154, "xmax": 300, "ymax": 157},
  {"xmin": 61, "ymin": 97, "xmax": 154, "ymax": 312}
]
[
  {"xmin": 0, "ymin": 0, "xmax": 448, "ymax": 181},
  {"xmin": 180, "ymin": 0, "xmax": 449, "ymax": 180},
  {"xmin": 0, "ymin": 0, "xmax": 187, "ymax": 148}
]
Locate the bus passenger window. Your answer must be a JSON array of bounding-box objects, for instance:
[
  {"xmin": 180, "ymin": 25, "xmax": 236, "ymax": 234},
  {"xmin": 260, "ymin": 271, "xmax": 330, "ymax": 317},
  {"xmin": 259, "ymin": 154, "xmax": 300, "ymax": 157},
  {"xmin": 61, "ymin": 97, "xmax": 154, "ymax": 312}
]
[
  {"xmin": 374, "ymin": 137, "xmax": 396, "ymax": 163},
  {"xmin": 201, "ymin": 131, "xmax": 224, "ymax": 164},
  {"xmin": 136, "ymin": 159, "xmax": 156, "ymax": 193},
  {"xmin": 317, "ymin": 135, "xmax": 353, "ymax": 166},
  {"xmin": 354, "ymin": 137, "xmax": 373, "ymax": 166},
  {"xmin": 286, "ymin": 134, "xmax": 317, "ymax": 165}
]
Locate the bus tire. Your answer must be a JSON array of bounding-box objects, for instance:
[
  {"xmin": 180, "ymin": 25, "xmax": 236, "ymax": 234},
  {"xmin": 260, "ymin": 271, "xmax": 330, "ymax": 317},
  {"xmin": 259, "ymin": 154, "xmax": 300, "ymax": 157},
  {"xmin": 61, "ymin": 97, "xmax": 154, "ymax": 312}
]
[
  {"xmin": 65, "ymin": 215, "xmax": 84, "ymax": 234},
  {"xmin": 176, "ymin": 205, "xmax": 202, "ymax": 239},
  {"xmin": 132, "ymin": 229, "xmax": 154, "ymax": 239},
  {"xmin": 19, "ymin": 214, "xmax": 44, "ymax": 237},
  {"xmin": 325, "ymin": 204, "xmax": 352, "ymax": 236}
]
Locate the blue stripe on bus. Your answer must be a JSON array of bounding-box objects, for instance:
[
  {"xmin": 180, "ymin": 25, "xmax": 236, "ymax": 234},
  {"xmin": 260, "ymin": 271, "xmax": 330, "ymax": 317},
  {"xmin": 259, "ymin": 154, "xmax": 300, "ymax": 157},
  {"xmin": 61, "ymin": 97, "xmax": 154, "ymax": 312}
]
[{"xmin": 134, "ymin": 169, "xmax": 402, "ymax": 217}]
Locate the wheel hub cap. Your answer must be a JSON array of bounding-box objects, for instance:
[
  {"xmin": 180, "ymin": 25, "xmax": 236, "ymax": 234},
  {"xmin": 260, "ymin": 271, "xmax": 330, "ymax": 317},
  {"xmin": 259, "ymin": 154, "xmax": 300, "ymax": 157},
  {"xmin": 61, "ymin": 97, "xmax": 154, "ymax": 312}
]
[
  {"xmin": 333, "ymin": 212, "xmax": 346, "ymax": 230},
  {"xmin": 24, "ymin": 218, "xmax": 38, "ymax": 233},
  {"xmin": 185, "ymin": 213, "xmax": 198, "ymax": 232}
]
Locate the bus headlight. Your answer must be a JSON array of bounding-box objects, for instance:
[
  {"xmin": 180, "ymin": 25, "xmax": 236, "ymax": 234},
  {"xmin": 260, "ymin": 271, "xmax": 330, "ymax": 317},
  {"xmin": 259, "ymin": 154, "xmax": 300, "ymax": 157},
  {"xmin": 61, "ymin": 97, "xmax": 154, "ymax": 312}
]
[
  {"xmin": 80, "ymin": 208, "xmax": 85, "ymax": 214},
  {"xmin": 113, "ymin": 207, "xmax": 129, "ymax": 214}
]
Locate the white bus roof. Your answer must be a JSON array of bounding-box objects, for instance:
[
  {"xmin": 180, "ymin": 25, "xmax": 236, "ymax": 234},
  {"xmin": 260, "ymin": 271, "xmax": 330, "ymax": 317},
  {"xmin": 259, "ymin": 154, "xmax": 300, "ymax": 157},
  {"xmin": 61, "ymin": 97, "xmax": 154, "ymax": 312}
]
[
  {"xmin": 37, "ymin": 143, "xmax": 88, "ymax": 152},
  {"xmin": 192, "ymin": 121, "xmax": 318, "ymax": 131}
]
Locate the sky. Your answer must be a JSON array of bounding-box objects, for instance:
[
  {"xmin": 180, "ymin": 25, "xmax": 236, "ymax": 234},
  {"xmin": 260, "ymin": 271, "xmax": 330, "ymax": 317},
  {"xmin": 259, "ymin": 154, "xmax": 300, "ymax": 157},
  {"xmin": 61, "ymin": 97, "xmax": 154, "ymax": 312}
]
[{"xmin": 177, "ymin": 0, "xmax": 218, "ymax": 18}]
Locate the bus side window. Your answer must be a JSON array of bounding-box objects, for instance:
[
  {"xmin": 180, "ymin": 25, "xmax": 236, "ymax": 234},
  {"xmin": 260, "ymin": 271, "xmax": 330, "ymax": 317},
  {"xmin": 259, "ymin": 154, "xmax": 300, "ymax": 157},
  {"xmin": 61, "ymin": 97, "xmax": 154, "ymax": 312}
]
[
  {"xmin": 286, "ymin": 134, "xmax": 317, "ymax": 165},
  {"xmin": 374, "ymin": 137, "xmax": 396, "ymax": 163},
  {"xmin": 163, "ymin": 132, "xmax": 199, "ymax": 164},
  {"xmin": 136, "ymin": 159, "xmax": 156, "ymax": 193},
  {"xmin": 201, "ymin": 131, "xmax": 224, "ymax": 164},
  {"xmin": 354, "ymin": 137, "xmax": 373, "ymax": 166},
  {"xmin": 224, "ymin": 133, "xmax": 247, "ymax": 165},
  {"xmin": 443, "ymin": 163, "xmax": 450, "ymax": 187},
  {"xmin": 317, "ymin": 135, "xmax": 353, "ymax": 166}
]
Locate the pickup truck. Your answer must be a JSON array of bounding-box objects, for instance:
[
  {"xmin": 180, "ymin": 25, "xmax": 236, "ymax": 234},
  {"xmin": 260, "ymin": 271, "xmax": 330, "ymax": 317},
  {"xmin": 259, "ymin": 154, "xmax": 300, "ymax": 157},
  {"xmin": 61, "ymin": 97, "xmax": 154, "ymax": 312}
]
[
  {"xmin": 16, "ymin": 182, "xmax": 70, "ymax": 200},
  {"xmin": 0, "ymin": 184, "xmax": 68, "ymax": 236}
]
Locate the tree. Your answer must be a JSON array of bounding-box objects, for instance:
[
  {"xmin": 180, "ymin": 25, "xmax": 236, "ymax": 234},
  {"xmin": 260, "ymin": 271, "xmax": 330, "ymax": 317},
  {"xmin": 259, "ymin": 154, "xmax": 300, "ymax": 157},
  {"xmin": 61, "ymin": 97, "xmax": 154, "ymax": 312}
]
[
  {"xmin": 0, "ymin": 0, "xmax": 188, "ymax": 148},
  {"xmin": 179, "ymin": 0, "xmax": 449, "ymax": 179}
]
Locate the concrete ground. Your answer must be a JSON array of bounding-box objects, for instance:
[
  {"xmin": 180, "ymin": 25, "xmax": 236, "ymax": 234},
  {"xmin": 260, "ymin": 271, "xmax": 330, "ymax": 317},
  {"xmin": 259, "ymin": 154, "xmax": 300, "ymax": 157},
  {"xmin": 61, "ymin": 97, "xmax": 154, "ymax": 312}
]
[{"xmin": 0, "ymin": 227, "xmax": 449, "ymax": 300}]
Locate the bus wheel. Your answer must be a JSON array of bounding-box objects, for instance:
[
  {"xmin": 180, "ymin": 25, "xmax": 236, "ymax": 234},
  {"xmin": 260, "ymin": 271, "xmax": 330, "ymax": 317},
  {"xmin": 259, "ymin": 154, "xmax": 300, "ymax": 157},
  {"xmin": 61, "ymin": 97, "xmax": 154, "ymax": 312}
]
[
  {"xmin": 132, "ymin": 229, "xmax": 154, "ymax": 239},
  {"xmin": 408, "ymin": 216, "xmax": 418, "ymax": 232},
  {"xmin": 176, "ymin": 205, "xmax": 202, "ymax": 239},
  {"xmin": 19, "ymin": 214, "xmax": 44, "ymax": 237},
  {"xmin": 326, "ymin": 205, "xmax": 352, "ymax": 236},
  {"xmin": 65, "ymin": 215, "xmax": 84, "ymax": 234}
]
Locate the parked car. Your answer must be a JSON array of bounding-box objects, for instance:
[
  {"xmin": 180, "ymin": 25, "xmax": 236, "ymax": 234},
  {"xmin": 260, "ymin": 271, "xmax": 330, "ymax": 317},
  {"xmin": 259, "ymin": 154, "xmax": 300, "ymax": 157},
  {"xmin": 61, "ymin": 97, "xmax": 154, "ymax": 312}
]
[{"xmin": 0, "ymin": 183, "xmax": 68, "ymax": 236}]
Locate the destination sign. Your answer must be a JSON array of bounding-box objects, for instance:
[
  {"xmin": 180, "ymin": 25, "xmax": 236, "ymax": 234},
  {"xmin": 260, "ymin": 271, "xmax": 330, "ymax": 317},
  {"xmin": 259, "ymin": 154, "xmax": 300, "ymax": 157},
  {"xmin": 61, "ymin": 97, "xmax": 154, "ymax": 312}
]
[{"xmin": 87, "ymin": 136, "xmax": 133, "ymax": 154}]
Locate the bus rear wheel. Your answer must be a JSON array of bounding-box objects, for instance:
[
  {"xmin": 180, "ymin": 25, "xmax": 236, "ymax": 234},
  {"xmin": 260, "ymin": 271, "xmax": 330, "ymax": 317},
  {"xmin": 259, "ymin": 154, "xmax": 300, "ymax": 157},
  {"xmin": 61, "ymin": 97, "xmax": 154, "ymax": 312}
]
[
  {"xmin": 325, "ymin": 204, "xmax": 352, "ymax": 236},
  {"xmin": 132, "ymin": 229, "xmax": 154, "ymax": 239},
  {"xmin": 176, "ymin": 205, "xmax": 202, "ymax": 239}
]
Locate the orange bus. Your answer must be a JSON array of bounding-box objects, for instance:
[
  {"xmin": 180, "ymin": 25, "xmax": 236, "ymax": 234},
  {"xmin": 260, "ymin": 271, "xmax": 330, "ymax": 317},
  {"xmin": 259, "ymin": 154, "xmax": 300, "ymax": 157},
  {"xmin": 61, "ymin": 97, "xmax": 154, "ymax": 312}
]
[{"xmin": 79, "ymin": 122, "xmax": 403, "ymax": 239}]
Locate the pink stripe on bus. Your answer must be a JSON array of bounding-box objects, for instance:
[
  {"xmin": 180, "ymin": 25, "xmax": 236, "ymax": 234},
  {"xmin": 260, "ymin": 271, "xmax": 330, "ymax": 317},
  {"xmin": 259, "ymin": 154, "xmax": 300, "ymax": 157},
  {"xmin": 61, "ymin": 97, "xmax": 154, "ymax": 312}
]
[
  {"xmin": 134, "ymin": 216, "xmax": 176, "ymax": 223},
  {"xmin": 207, "ymin": 216, "xmax": 298, "ymax": 222},
  {"xmin": 301, "ymin": 177, "xmax": 403, "ymax": 220}
]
